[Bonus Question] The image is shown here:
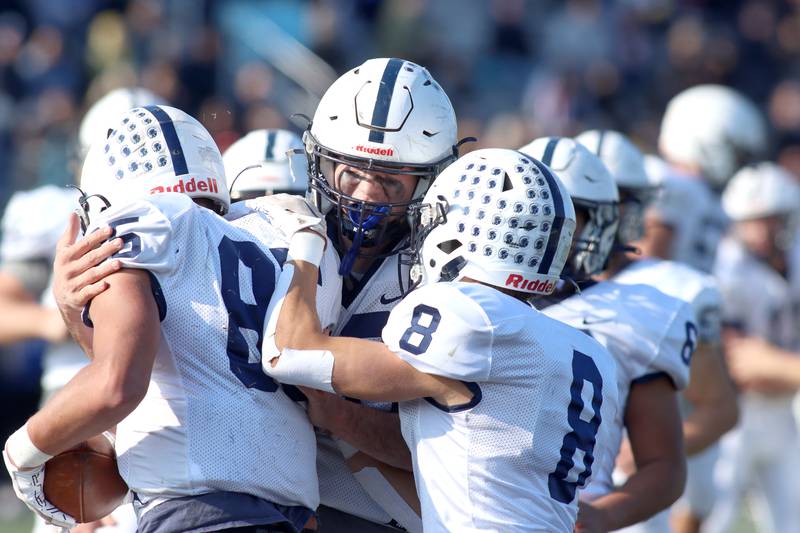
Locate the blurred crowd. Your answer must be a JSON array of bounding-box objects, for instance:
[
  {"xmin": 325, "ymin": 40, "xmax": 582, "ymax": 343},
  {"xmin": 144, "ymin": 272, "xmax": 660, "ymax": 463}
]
[{"xmin": 3, "ymin": 0, "xmax": 800, "ymax": 209}]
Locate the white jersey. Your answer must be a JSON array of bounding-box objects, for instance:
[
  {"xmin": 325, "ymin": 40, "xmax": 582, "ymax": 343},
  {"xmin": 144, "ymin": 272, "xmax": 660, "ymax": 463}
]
[
  {"xmin": 714, "ymin": 236, "xmax": 800, "ymax": 420},
  {"xmin": 0, "ymin": 185, "xmax": 86, "ymax": 397},
  {"xmin": 542, "ymin": 281, "xmax": 694, "ymax": 499},
  {"xmin": 614, "ymin": 258, "xmax": 722, "ymax": 343},
  {"xmin": 314, "ymin": 250, "xmax": 421, "ymax": 530},
  {"xmin": 647, "ymin": 169, "xmax": 727, "ymax": 273},
  {"xmin": 384, "ymin": 282, "xmax": 619, "ymax": 532},
  {"xmin": 86, "ymin": 193, "xmax": 342, "ymax": 513}
]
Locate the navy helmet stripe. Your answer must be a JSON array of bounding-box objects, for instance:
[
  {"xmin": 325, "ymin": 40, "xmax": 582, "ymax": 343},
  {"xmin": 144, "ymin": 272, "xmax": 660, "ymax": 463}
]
[
  {"xmin": 368, "ymin": 59, "xmax": 404, "ymax": 144},
  {"xmin": 265, "ymin": 130, "xmax": 277, "ymax": 160},
  {"xmin": 541, "ymin": 137, "xmax": 559, "ymax": 166},
  {"xmin": 595, "ymin": 130, "xmax": 606, "ymax": 157},
  {"xmin": 144, "ymin": 106, "xmax": 188, "ymax": 175},
  {"xmin": 530, "ymin": 158, "xmax": 566, "ymax": 274}
]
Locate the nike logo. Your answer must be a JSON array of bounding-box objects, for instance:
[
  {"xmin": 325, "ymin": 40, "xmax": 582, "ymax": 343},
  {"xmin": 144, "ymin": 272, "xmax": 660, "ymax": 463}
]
[
  {"xmin": 584, "ymin": 174, "xmax": 598, "ymax": 183},
  {"xmin": 379, "ymin": 293, "xmax": 403, "ymax": 305},
  {"xmin": 582, "ymin": 316, "xmax": 613, "ymax": 326}
]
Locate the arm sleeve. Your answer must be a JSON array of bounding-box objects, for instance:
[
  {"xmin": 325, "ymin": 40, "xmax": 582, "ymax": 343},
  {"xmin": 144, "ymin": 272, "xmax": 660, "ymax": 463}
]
[
  {"xmin": 381, "ymin": 284, "xmax": 494, "ymax": 382},
  {"xmin": 646, "ymin": 301, "xmax": 695, "ymax": 390}
]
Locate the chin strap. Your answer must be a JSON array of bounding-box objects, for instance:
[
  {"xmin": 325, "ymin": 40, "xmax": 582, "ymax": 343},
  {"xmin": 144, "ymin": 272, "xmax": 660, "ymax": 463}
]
[{"xmin": 339, "ymin": 205, "xmax": 390, "ymax": 276}]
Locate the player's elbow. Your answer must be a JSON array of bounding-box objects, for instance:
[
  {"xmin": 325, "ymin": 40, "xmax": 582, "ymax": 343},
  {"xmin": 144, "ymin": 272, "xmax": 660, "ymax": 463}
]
[
  {"xmin": 665, "ymin": 456, "xmax": 687, "ymax": 505},
  {"xmin": 97, "ymin": 366, "xmax": 149, "ymax": 414},
  {"xmin": 717, "ymin": 396, "xmax": 739, "ymax": 435}
]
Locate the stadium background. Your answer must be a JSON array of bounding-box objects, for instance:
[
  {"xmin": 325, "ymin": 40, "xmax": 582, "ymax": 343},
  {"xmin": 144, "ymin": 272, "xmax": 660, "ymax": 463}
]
[{"xmin": 1, "ymin": 0, "xmax": 798, "ymax": 531}]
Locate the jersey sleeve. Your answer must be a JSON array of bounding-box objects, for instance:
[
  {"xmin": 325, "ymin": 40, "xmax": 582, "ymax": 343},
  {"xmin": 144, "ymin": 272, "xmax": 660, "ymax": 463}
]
[
  {"xmin": 381, "ymin": 283, "xmax": 494, "ymax": 382},
  {"xmin": 691, "ymin": 280, "xmax": 723, "ymax": 343},
  {"xmin": 645, "ymin": 300, "xmax": 694, "ymax": 390},
  {"xmin": 86, "ymin": 193, "xmax": 194, "ymax": 276}
]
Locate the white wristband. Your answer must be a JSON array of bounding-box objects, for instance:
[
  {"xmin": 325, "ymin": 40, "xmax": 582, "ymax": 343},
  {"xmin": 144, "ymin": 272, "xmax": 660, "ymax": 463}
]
[
  {"xmin": 6, "ymin": 424, "xmax": 52, "ymax": 469},
  {"xmin": 263, "ymin": 347, "xmax": 335, "ymax": 393},
  {"xmin": 287, "ymin": 231, "xmax": 325, "ymax": 267}
]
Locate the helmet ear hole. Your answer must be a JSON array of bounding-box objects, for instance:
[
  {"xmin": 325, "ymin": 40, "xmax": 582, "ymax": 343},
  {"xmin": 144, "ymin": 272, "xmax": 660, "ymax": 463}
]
[{"xmin": 436, "ymin": 239, "xmax": 463, "ymax": 254}]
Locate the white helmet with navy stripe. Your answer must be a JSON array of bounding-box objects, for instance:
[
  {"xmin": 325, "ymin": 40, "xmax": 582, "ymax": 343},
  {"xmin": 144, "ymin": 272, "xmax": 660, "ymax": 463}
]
[
  {"xmin": 79, "ymin": 104, "xmax": 229, "ymax": 229},
  {"xmin": 223, "ymin": 128, "xmax": 307, "ymax": 201},
  {"xmin": 723, "ymin": 162, "xmax": 800, "ymax": 221},
  {"xmin": 305, "ymin": 57, "xmax": 459, "ymax": 270},
  {"xmin": 411, "ymin": 148, "xmax": 575, "ymax": 295},
  {"xmin": 520, "ymin": 137, "xmax": 619, "ymax": 279},
  {"xmin": 79, "ymin": 87, "xmax": 166, "ymax": 160}
]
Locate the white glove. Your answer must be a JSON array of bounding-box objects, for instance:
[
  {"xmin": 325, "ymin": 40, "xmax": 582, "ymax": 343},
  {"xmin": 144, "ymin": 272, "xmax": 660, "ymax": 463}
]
[
  {"xmin": 3, "ymin": 425, "xmax": 76, "ymax": 528},
  {"xmin": 230, "ymin": 194, "xmax": 327, "ymax": 239}
]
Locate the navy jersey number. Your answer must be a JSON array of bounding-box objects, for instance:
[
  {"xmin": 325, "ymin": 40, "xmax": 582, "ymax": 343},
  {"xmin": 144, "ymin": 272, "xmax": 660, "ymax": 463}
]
[
  {"xmin": 109, "ymin": 216, "xmax": 142, "ymax": 259},
  {"xmin": 548, "ymin": 350, "xmax": 604, "ymax": 504},
  {"xmin": 218, "ymin": 236, "xmax": 278, "ymax": 392},
  {"xmin": 681, "ymin": 321, "xmax": 698, "ymax": 365},
  {"xmin": 399, "ymin": 304, "xmax": 441, "ymax": 355}
]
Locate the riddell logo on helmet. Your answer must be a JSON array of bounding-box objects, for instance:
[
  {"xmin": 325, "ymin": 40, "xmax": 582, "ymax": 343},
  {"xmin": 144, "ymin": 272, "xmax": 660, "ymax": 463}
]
[
  {"xmin": 150, "ymin": 177, "xmax": 220, "ymax": 195},
  {"xmin": 505, "ymin": 273, "xmax": 554, "ymax": 293},
  {"xmin": 353, "ymin": 144, "xmax": 394, "ymax": 157}
]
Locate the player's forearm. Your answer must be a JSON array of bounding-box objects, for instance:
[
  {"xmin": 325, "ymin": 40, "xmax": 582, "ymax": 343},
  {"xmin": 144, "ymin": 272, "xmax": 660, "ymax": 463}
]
[
  {"xmin": 25, "ymin": 361, "xmax": 145, "ymax": 455},
  {"xmin": 682, "ymin": 395, "xmax": 737, "ymax": 455},
  {"xmin": 328, "ymin": 404, "xmax": 412, "ymax": 470},
  {"xmin": 0, "ymin": 301, "xmax": 56, "ymax": 343},
  {"xmin": 682, "ymin": 342, "xmax": 738, "ymax": 455},
  {"xmin": 591, "ymin": 459, "xmax": 686, "ymax": 530}
]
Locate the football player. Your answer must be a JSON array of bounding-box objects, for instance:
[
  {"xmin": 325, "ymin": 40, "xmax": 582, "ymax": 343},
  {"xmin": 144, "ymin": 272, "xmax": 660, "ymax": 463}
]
[
  {"xmin": 222, "ymin": 128, "xmax": 308, "ymax": 201},
  {"xmin": 703, "ymin": 163, "xmax": 800, "ymax": 533},
  {"xmin": 640, "ymin": 85, "xmax": 767, "ymax": 273},
  {"xmin": 264, "ymin": 148, "xmax": 620, "ymax": 532},
  {"xmin": 520, "ymin": 137, "xmax": 694, "ymax": 532},
  {"xmin": 0, "ymin": 87, "xmax": 165, "ymax": 533},
  {"xmin": 49, "ymin": 58, "xmax": 463, "ymax": 533},
  {"xmin": 576, "ymin": 130, "xmax": 738, "ymax": 533},
  {"xmin": 3, "ymin": 105, "xmax": 342, "ymax": 533}
]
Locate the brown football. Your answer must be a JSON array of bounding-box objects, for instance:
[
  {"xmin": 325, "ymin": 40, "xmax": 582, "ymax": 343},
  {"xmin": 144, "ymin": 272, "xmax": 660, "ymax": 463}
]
[{"xmin": 43, "ymin": 434, "xmax": 128, "ymax": 523}]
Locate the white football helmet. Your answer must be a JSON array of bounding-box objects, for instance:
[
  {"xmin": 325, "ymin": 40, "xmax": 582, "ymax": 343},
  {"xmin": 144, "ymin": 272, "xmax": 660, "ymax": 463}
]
[
  {"xmin": 410, "ymin": 148, "xmax": 576, "ymax": 296},
  {"xmin": 520, "ymin": 137, "xmax": 619, "ymax": 279},
  {"xmin": 79, "ymin": 105, "xmax": 229, "ymax": 229},
  {"xmin": 304, "ymin": 57, "xmax": 459, "ymax": 269},
  {"xmin": 576, "ymin": 129, "xmax": 654, "ymax": 243},
  {"xmin": 223, "ymin": 129, "xmax": 308, "ymax": 201},
  {"xmin": 659, "ymin": 85, "xmax": 768, "ymax": 189},
  {"xmin": 722, "ymin": 162, "xmax": 800, "ymax": 221},
  {"xmin": 79, "ymin": 87, "xmax": 166, "ymax": 160}
]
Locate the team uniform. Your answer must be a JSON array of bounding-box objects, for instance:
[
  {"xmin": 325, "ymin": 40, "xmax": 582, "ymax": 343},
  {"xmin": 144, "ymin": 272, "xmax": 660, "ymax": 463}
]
[
  {"xmin": 704, "ymin": 236, "xmax": 800, "ymax": 533},
  {"xmin": 315, "ymin": 249, "xmax": 423, "ymax": 532},
  {"xmin": 541, "ymin": 280, "xmax": 694, "ymax": 506},
  {"xmin": 380, "ymin": 282, "xmax": 619, "ymax": 532},
  {"xmin": 85, "ymin": 193, "xmax": 342, "ymax": 533},
  {"xmin": 612, "ymin": 258, "xmax": 723, "ymax": 532},
  {"xmin": 646, "ymin": 166, "xmax": 728, "ymax": 273}
]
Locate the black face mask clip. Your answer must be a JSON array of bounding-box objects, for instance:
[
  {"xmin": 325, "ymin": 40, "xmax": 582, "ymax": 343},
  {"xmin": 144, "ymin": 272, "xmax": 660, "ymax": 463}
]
[{"xmin": 67, "ymin": 184, "xmax": 111, "ymax": 233}]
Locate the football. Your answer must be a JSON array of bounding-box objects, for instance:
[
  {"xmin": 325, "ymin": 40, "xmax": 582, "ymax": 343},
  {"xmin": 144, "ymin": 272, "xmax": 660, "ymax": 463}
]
[{"xmin": 43, "ymin": 434, "xmax": 128, "ymax": 523}]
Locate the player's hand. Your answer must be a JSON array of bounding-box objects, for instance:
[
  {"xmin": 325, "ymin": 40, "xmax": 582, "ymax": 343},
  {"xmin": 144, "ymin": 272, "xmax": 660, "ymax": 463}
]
[
  {"xmin": 53, "ymin": 213, "xmax": 123, "ymax": 318},
  {"xmin": 299, "ymin": 386, "xmax": 347, "ymax": 434},
  {"xmin": 574, "ymin": 500, "xmax": 610, "ymax": 533},
  {"xmin": 3, "ymin": 444, "xmax": 76, "ymax": 529},
  {"xmin": 245, "ymin": 194, "xmax": 327, "ymax": 240}
]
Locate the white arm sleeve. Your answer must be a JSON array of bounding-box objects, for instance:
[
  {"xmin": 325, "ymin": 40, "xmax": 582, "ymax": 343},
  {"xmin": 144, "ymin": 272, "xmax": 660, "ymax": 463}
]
[{"xmin": 382, "ymin": 283, "xmax": 494, "ymax": 382}]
